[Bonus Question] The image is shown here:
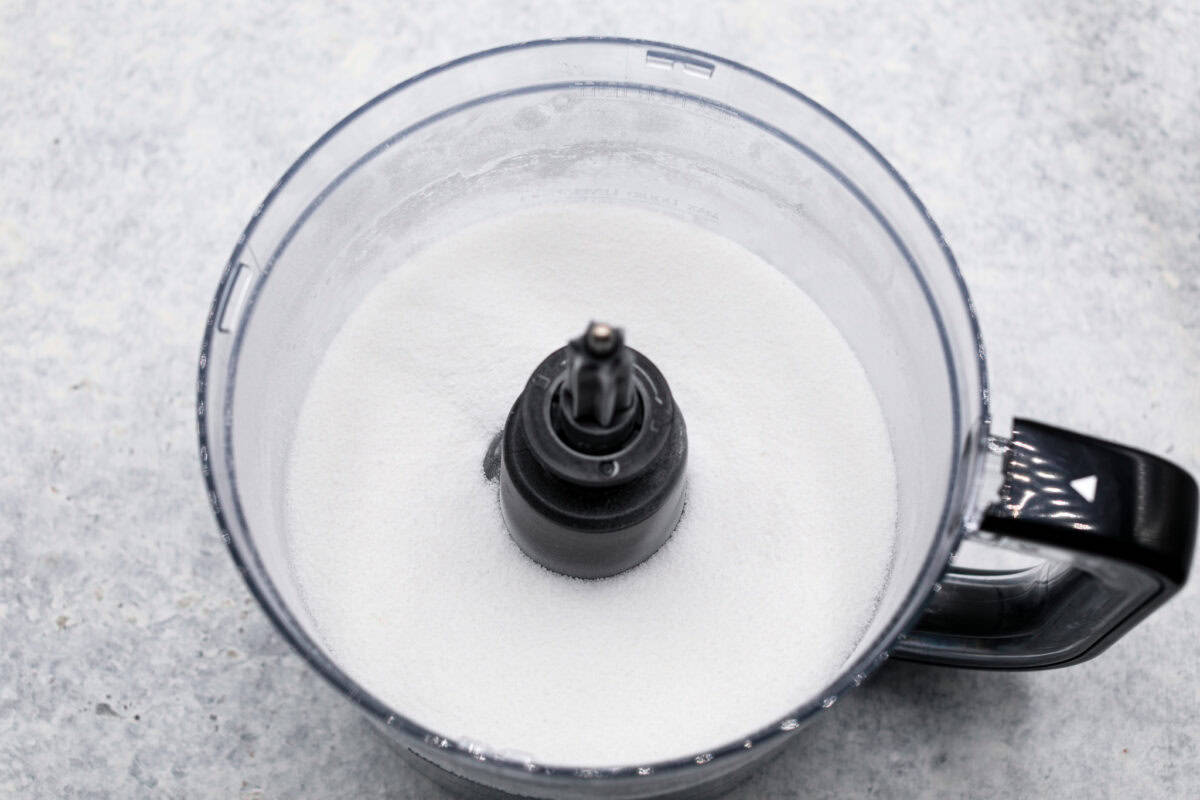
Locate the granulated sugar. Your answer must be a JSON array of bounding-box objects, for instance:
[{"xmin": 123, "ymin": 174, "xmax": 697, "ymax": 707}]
[{"xmin": 285, "ymin": 204, "xmax": 897, "ymax": 767}]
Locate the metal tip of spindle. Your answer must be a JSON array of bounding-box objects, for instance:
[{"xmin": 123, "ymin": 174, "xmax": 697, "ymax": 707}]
[{"xmin": 584, "ymin": 321, "xmax": 617, "ymax": 356}]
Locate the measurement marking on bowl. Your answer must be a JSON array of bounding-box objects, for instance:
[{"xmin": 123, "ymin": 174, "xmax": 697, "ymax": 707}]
[
  {"xmin": 644, "ymin": 50, "xmax": 716, "ymax": 78},
  {"xmin": 217, "ymin": 262, "xmax": 255, "ymax": 333}
]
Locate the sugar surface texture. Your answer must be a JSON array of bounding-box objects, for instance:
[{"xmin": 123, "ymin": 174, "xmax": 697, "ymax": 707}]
[{"xmin": 285, "ymin": 204, "xmax": 897, "ymax": 767}]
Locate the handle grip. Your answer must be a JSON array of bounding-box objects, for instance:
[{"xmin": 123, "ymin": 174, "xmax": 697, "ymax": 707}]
[{"xmin": 896, "ymin": 418, "xmax": 1197, "ymax": 669}]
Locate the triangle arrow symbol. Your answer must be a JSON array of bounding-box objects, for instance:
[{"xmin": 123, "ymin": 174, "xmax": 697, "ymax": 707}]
[{"xmin": 1070, "ymin": 475, "xmax": 1098, "ymax": 503}]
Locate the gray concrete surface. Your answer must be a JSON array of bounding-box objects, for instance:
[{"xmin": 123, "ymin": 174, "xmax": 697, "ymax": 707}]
[{"xmin": 2, "ymin": 1, "xmax": 1198, "ymax": 797}]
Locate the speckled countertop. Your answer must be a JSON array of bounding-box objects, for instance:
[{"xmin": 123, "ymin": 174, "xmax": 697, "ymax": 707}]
[{"xmin": 2, "ymin": 2, "xmax": 1198, "ymax": 798}]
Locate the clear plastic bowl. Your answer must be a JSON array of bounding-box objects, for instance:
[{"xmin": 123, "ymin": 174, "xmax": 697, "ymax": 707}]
[{"xmin": 199, "ymin": 37, "xmax": 990, "ymax": 799}]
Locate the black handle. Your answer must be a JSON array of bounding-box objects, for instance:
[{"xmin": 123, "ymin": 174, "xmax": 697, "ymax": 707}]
[{"xmin": 896, "ymin": 418, "xmax": 1198, "ymax": 669}]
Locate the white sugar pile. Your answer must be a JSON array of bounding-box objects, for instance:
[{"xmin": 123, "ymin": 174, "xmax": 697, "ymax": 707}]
[{"xmin": 285, "ymin": 204, "xmax": 897, "ymax": 767}]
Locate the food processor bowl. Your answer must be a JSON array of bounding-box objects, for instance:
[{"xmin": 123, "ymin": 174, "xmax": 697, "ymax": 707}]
[{"xmin": 198, "ymin": 38, "xmax": 1196, "ymax": 800}]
